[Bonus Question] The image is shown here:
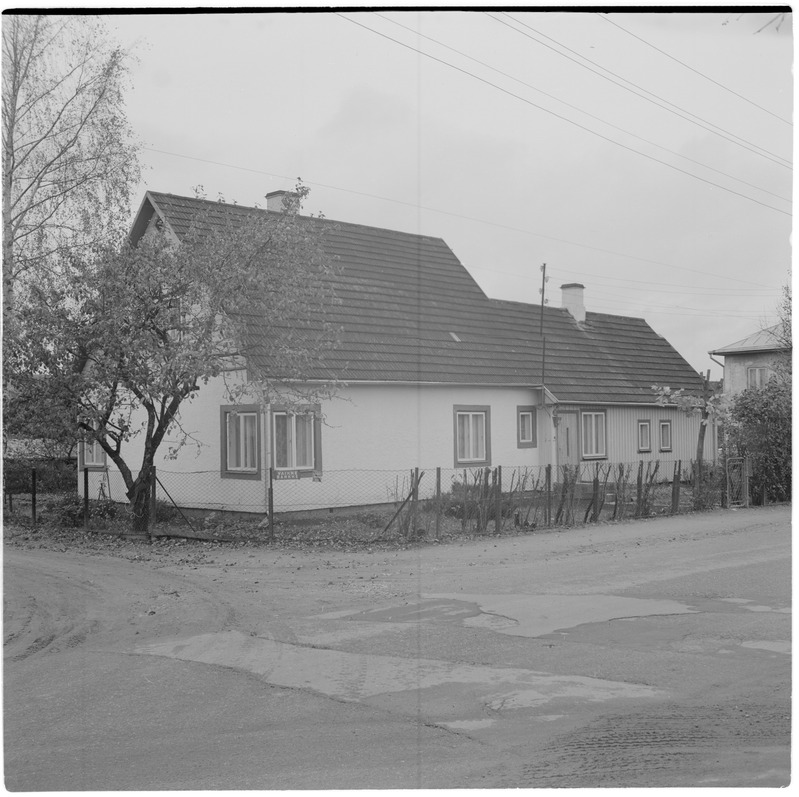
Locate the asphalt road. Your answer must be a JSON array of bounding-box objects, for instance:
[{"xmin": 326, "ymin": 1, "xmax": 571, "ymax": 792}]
[{"xmin": 4, "ymin": 505, "xmax": 791, "ymax": 789}]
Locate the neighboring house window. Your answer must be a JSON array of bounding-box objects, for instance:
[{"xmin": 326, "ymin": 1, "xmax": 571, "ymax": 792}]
[
  {"xmin": 637, "ymin": 420, "xmax": 651, "ymax": 452},
  {"xmin": 659, "ymin": 420, "xmax": 673, "ymax": 452},
  {"xmin": 454, "ymin": 405, "xmax": 491, "ymax": 466},
  {"xmin": 220, "ymin": 405, "xmax": 261, "ymax": 480},
  {"xmin": 272, "ymin": 405, "xmax": 322, "ymax": 479},
  {"xmin": 747, "ymin": 366, "xmax": 768, "ymax": 389},
  {"xmin": 517, "ymin": 406, "xmax": 537, "ymax": 448},
  {"xmin": 581, "ymin": 411, "xmax": 606, "ymax": 459}
]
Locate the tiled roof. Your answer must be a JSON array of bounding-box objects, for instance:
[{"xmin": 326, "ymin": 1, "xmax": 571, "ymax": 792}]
[
  {"xmin": 709, "ymin": 323, "xmax": 789, "ymax": 355},
  {"xmin": 140, "ymin": 191, "xmax": 704, "ymax": 404}
]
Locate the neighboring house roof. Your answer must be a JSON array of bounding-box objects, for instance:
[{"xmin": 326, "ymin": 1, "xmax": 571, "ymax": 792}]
[
  {"xmin": 134, "ymin": 191, "xmax": 704, "ymax": 404},
  {"xmin": 709, "ymin": 324, "xmax": 790, "ymax": 356}
]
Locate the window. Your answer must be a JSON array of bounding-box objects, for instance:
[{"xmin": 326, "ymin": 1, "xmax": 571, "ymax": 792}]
[
  {"xmin": 79, "ymin": 421, "xmax": 106, "ymax": 470},
  {"xmin": 220, "ymin": 405, "xmax": 261, "ymax": 480},
  {"xmin": 81, "ymin": 437, "xmax": 106, "ymax": 469},
  {"xmin": 454, "ymin": 405, "xmax": 491, "ymax": 466},
  {"xmin": 659, "ymin": 420, "xmax": 672, "ymax": 452},
  {"xmin": 581, "ymin": 411, "xmax": 606, "ymax": 459},
  {"xmin": 747, "ymin": 366, "xmax": 768, "ymax": 389},
  {"xmin": 517, "ymin": 406, "xmax": 537, "ymax": 448},
  {"xmin": 272, "ymin": 405, "xmax": 322, "ymax": 479},
  {"xmin": 637, "ymin": 420, "xmax": 651, "ymax": 452}
]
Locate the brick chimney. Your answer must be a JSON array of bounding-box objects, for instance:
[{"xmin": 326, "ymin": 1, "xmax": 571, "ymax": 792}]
[
  {"xmin": 561, "ymin": 283, "xmax": 586, "ymax": 324},
  {"xmin": 265, "ymin": 190, "xmax": 298, "ymax": 212}
]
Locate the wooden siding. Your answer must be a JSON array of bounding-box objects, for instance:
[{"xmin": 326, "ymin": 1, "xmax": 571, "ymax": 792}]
[{"xmin": 558, "ymin": 404, "xmax": 716, "ymax": 470}]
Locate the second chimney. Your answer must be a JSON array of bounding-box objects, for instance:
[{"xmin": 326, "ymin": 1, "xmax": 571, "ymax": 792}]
[
  {"xmin": 561, "ymin": 283, "xmax": 586, "ymax": 324},
  {"xmin": 265, "ymin": 190, "xmax": 298, "ymax": 213}
]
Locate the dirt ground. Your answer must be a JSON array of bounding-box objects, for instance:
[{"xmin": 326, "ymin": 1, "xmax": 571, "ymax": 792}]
[{"xmin": 4, "ymin": 505, "xmax": 791, "ymax": 789}]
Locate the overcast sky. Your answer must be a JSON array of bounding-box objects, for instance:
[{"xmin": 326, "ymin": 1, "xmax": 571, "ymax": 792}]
[{"xmin": 111, "ymin": 7, "xmax": 792, "ymax": 379}]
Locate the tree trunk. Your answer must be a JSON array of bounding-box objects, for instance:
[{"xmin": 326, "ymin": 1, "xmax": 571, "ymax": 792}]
[
  {"xmin": 696, "ymin": 409, "xmax": 709, "ymax": 467},
  {"xmin": 127, "ymin": 475, "xmax": 152, "ymax": 538}
]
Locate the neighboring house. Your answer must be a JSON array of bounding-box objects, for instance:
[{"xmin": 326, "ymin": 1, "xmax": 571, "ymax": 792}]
[
  {"xmin": 81, "ymin": 191, "xmax": 714, "ymax": 514},
  {"xmin": 709, "ymin": 324, "xmax": 790, "ymax": 396}
]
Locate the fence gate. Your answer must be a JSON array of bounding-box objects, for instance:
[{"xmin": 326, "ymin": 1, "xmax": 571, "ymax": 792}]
[{"xmin": 726, "ymin": 456, "xmax": 749, "ymax": 508}]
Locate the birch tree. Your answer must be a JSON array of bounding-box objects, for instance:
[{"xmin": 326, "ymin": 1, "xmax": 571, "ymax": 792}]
[{"xmin": 2, "ymin": 14, "xmax": 139, "ymax": 316}]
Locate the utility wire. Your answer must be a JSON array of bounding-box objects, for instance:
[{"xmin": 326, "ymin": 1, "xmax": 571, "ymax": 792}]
[
  {"xmin": 337, "ymin": 13, "xmax": 790, "ymax": 217},
  {"xmin": 143, "ymin": 145, "xmax": 776, "ymax": 290},
  {"xmin": 598, "ymin": 13, "xmax": 792, "ymax": 127},
  {"xmin": 469, "ymin": 261, "xmax": 777, "ymax": 294},
  {"xmin": 375, "ymin": 12, "xmax": 790, "ymax": 204},
  {"xmin": 491, "ymin": 12, "xmax": 792, "ymax": 169}
]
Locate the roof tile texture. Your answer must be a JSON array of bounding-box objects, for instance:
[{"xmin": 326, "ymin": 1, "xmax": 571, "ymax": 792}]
[{"xmin": 144, "ymin": 192, "xmax": 704, "ymax": 403}]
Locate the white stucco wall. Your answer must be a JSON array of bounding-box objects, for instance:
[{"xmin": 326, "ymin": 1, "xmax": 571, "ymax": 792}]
[
  {"xmin": 82, "ymin": 377, "xmax": 552, "ymax": 514},
  {"xmin": 82, "ymin": 378, "xmax": 715, "ymax": 515}
]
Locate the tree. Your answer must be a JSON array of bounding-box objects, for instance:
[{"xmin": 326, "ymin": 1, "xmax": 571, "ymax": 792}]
[
  {"xmin": 652, "ymin": 373, "xmax": 723, "ymax": 467},
  {"xmin": 726, "ymin": 380, "xmax": 791, "ymax": 503},
  {"xmin": 7, "ymin": 187, "xmax": 340, "ymax": 535},
  {"xmin": 769, "ymin": 282, "xmax": 791, "ymax": 381},
  {"xmin": 725, "ymin": 283, "xmax": 792, "ymax": 503},
  {"xmin": 2, "ymin": 14, "xmax": 140, "ymax": 317}
]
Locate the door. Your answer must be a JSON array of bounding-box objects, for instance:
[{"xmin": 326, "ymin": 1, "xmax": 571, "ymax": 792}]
[{"xmin": 556, "ymin": 412, "xmax": 580, "ymax": 468}]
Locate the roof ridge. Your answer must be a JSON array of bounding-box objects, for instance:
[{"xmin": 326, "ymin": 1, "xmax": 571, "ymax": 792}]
[{"xmin": 146, "ymin": 190, "xmax": 450, "ymax": 246}]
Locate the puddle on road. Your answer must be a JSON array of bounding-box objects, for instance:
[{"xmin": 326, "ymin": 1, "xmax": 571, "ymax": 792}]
[
  {"xmin": 135, "ymin": 630, "xmax": 659, "ymax": 722},
  {"xmin": 740, "ymin": 640, "xmax": 791, "ymax": 655},
  {"xmin": 720, "ymin": 598, "xmax": 791, "ymax": 614},
  {"xmin": 442, "ymin": 719, "xmax": 496, "ymax": 731},
  {"xmin": 350, "ymin": 594, "xmax": 698, "ymax": 638}
]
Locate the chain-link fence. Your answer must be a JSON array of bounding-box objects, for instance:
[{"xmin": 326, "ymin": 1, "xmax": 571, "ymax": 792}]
[{"xmin": 5, "ymin": 457, "xmax": 729, "ymax": 539}]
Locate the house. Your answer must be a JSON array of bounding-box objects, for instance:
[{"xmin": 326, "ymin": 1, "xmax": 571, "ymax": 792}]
[
  {"xmin": 81, "ymin": 191, "xmax": 715, "ymax": 514},
  {"xmin": 709, "ymin": 324, "xmax": 790, "ymax": 395}
]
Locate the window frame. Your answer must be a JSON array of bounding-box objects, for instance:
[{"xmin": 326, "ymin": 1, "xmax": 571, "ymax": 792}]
[
  {"xmin": 271, "ymin": 404, "xmax": 322, "ymax": 479},
  {"xmin": 516, "ymin": 405, "xmax": 537, "ymax": 448},
  {"xmin": 453, "ymin": 405, "xmax": 491, "ymax": 467},
  {"xmin": 659, "ymin": 419, "xmax": 673, "ymax": 452},
  {"xmin": 79, "ymin": 426, "xmax": 107, "ymax": 471},
  {"xmin": 637, "ymin": 420, "xmax": 651, "ymax": 453},
  {"xmin": 580, "ymin": 410, "xmax": 607, "ymax": 460},
  {"xmin": 220, "ymin": 404, "xmax": 262, "ymax": 480},
  {"xmin": 747, "ymin": 366, "xmax": 768, "ymax": 389}
]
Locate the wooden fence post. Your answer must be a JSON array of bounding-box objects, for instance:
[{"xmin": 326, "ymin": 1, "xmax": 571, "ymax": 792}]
[
  {"xmin": 591, "ymin": 466, "xmax": 600, "ymax": 522},
  {"xmin": 545, "ymin": 464, "xmax": 552, "ymax": 527},
  {"xmin": 671, "ymin": 460, "xmax": 681, "ymax": 514},
  {"xmin": 634, "ymin": 460, "xmax": 644, "ymax": 518},
  {"xmin": 31, "ymin": 468, "xmax": 37, "ymax": 527},
  {"xmin": 411, "ymin": 467, "xmax": 419, "ymax": 535},
  {"xmin": 83, "ymin": 467, "xmax": 90, "ymax": 530},
  {"xmin": 268, "ymin": 467, "xmax": 274, "ymax": 541},
  {"xmin": 150, "ymin": 466, "xmax": 157, "ymax": 528},
  {"xmin": 495, "ymin": 466, "xmax": 502, "ymax": 535},
  {"xmin": 435, "ymin": 467, "xmax": 441, "ymax": 539}
]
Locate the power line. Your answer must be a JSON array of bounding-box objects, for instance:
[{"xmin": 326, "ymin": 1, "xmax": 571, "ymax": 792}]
[
  {"xmin": 143, "ymin": 145, "xmax": 776, "ymax": 290},
  {"xmin": 598, "ymin": 13, "xmax": 792, "ymax": 127},
  {"xmin": 374, "ymin": 12, "xmax": 790, "ymax": 205},
  {"xmin": 491, "ymin": 12, "xmax": 792, "ymax": 169},
  {"xmin": 337, "ymin": 13, "xmax": 791, "ymax": 217},
  {"xmin": 470, "ymin": 261, "xmax": 777, "ymax": 294}
]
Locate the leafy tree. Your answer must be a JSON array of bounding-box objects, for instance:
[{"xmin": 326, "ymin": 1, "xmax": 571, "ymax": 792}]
[
  {"xmin": 2, "ymin": 14, "xmax": 140, "ymax": 317},
  {"xmin": 652, "ymin": 376, "xmax": 724, "ymax": 509},
  {"xmin": 7, "ymin": 187, "xmax": 340, "ymax": 535},
  {"xmin": 726, "ymin": 380, "xmax": 791, "ymax": 503},
  {"xmin": 652, "ymin": 374, "xmax": 722, "ymax": 467}
]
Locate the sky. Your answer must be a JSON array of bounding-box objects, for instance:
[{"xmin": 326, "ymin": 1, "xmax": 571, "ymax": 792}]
[{"xmin": 106, "ymin": 7, "xmax": 791, "ymax": 379}]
